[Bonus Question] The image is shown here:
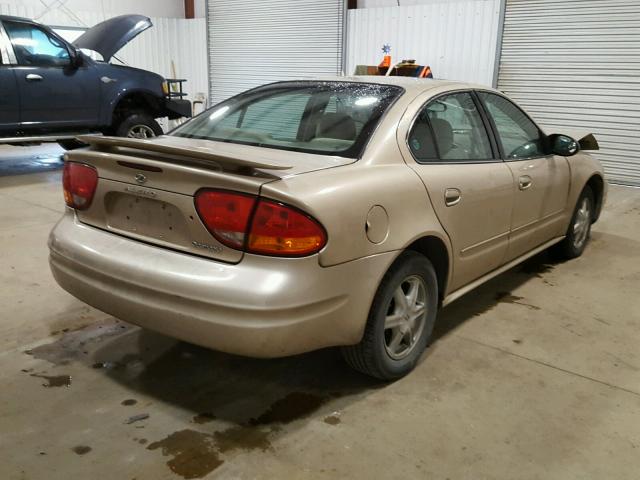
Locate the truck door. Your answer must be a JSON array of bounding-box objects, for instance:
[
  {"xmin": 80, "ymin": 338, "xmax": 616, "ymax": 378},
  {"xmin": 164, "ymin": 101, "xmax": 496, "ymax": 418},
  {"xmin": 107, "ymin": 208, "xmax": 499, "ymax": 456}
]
[
  {"xmin": 3, "ymin": 19, "xmax": 100, "ymax": 129},
  {"xmin": 0, "ymin": 23, "xmax": 20, "ymax": 131}
]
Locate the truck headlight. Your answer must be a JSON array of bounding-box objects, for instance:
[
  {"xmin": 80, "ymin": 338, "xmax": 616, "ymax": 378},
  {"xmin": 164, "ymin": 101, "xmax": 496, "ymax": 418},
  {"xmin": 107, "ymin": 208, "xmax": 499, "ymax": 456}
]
[{"xmin": 162, "ymin": 81, "xmax": 169, "ymax": 96}]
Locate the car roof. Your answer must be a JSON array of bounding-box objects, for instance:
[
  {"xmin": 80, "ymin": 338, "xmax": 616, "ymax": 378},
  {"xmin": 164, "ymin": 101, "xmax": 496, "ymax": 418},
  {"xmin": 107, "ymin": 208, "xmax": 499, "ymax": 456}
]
[
  {"xmin": 0, "ymin": 15, "xmax": 32, "ymax": 22},
  {"xmin": 309, "ymin": 75, "xmax": 495, "ymax": 95}
]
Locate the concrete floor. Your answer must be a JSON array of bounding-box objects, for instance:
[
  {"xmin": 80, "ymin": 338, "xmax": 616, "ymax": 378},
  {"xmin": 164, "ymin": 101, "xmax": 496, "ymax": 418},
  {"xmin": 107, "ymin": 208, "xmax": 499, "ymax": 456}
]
[{"xmin": 0, "ymin": 164, "xmax": 639, "ymax": 480}]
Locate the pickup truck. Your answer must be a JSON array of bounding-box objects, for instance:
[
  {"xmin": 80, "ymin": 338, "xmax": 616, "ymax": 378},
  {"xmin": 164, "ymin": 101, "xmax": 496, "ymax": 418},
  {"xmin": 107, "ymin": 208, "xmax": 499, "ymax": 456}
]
[{"xmin": 0, "ymin": 14, "xmax": 192, "ymax": 149}]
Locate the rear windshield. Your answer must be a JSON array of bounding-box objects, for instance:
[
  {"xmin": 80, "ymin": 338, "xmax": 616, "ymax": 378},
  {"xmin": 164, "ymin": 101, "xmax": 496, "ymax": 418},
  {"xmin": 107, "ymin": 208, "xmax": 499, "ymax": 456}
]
[{"xmin": 172, "ymin": 81, "xmax": 403, "ymax": 158}]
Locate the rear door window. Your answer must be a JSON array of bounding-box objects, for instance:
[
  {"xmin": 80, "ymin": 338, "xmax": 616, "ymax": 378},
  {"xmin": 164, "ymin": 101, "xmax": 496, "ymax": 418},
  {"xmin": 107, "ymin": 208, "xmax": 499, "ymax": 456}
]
[{"xmin": 408, "ymin": 92, "xmax": 493, "ymax": 162}]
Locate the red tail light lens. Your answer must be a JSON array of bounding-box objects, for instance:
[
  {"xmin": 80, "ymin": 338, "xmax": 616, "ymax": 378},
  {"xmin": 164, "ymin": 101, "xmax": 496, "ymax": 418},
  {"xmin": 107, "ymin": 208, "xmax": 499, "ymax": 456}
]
[
  {"xmin": 63, "ymin": 162, "xmax": 98, "ymax": 210},
  {"xmin": 195, "ymin": 190, "xmax": 257, "ymax": 249},
  {"xmin": 194, "ymin": 189, "xmax": 327, "ymax": 257},
  {"xmin": 248, "ymin": 199, "xmax": 327, "ymax": 256}
]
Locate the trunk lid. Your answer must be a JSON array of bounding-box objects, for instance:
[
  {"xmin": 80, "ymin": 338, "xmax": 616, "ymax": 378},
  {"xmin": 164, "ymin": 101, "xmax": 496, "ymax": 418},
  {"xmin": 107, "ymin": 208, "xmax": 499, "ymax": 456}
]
[
  {"xmin": 73, "ymin": 15, "xmax": 152, "ymax": 62},
  {"xmin": 67, "ymin": 135, "xmax": 353, "ymax": 263}
]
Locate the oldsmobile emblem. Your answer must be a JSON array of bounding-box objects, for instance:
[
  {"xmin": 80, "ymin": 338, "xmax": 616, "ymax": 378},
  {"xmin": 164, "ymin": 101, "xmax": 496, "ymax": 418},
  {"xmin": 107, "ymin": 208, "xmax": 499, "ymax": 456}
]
[{"xmin": 135, "ymin": 173, "xmax": 147, "ymax": 184}]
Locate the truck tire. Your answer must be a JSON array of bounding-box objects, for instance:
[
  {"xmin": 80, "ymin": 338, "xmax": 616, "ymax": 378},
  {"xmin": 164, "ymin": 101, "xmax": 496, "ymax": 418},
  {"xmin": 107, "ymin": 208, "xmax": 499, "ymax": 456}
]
[{"xmin": 115, "ymin": 113, "xmax": 163, "ymax": 139}]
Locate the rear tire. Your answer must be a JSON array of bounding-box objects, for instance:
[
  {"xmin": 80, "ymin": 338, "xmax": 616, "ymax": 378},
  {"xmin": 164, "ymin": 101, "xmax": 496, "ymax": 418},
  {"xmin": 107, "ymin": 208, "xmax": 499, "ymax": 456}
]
[
  {"xmin": 342, "ymin": 251, "xmax": 438, "ymax": 380},
  {"xmin": 553, "ymin": 186, "xmax": 594, "ymax": 259},
  {"xmin": 115, "ymin": 113, "xmax": 163, "ymax": 139}
]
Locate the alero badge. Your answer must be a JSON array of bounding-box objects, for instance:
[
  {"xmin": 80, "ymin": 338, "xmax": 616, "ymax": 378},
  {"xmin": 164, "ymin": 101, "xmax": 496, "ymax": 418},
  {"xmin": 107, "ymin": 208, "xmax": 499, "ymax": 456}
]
[{"xmin": 135, "ymin": 173, "xmax": 147, "ymax": 184}]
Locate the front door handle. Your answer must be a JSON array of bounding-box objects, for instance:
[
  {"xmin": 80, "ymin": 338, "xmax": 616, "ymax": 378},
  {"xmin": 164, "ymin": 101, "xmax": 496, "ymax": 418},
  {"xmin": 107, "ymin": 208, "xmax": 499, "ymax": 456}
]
[
  {"xmin": 26, "ymin": 74, "xmax": 43, "ymax": 82},
  {"xmin": 518, "ymin": 175, "xmax": 532, "ymax": 190},
  {"xmin": 444, "ymin": 188, "xmax": 461, "ymax": 206}
]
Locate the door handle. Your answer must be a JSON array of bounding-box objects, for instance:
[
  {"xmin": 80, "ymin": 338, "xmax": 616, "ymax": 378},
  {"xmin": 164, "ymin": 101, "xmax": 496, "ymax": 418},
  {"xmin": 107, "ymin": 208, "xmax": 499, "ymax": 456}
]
[
  {"xmin": 26, "ymin": 74, "xmax": 43, "ymax": 82},
  {"xmin": 518, "ymin": 175, "xmax": 532, "ymax": 191},
  {"xmin": 444, "ymin": 188, "xmax": 461, "ymax": 207}
]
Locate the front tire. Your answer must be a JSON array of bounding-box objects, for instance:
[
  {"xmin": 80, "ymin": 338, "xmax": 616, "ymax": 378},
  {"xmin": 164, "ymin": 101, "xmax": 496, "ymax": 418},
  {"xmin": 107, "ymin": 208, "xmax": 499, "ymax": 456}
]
[
  {"xmin": 554, "ymin": 186, "xmax": 594, "ymax": 259},
  {"xmin": 342, "ymin": 251, "xmax": 438, "ymax": 380},
  {"xmin": 115, "ymin": 113, "xmax": 163, "ymax": 139}
]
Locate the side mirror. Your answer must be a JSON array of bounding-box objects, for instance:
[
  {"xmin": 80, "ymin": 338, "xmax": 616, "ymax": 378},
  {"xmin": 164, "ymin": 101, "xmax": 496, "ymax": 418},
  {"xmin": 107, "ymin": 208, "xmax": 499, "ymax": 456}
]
[
  {"xmin": 69, "ymin": 47, "xmax": 83, "ymax": 68},
  {"xmin": 551, "ymin": 134, "xmax": 580, "ymax": 157}
]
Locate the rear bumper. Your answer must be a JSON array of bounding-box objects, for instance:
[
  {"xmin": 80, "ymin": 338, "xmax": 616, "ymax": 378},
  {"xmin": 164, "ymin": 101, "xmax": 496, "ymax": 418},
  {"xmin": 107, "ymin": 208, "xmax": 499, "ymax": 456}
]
[{"xmin": 48, "ymin": 211, "xmax": 396, "ymax": 357}]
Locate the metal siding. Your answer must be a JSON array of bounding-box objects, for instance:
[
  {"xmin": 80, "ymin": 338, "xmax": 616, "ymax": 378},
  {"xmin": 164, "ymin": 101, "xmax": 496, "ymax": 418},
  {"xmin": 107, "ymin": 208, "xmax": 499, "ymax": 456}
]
[
  {"xmin": 346, "ymin": 0, "xmax": 502, "ymax": 86},
  {"xmin": 206, "ymin": 0, "xmax": 346, "ymax": 104},
  {"xmin": 497, "ymin": 0, "xmax": 640, "ymax": 186}
]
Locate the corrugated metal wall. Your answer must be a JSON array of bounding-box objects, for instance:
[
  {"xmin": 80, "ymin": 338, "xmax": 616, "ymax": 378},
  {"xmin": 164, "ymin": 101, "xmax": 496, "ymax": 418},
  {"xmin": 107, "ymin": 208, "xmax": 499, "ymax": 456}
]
[
  {"xmin": 497, "ymin": 0, "xmax": 640, "ymax": 186},
  {"xmin": 346, "ymin": 0, "xmax": 502, "ymax": 86},
  {"xmin": 0, "ymin": 3, "xmax": 208, "ymax": 104},
  {"xmin": 206, "ymin": 0, "xmax": 347, "ymax": 104}
]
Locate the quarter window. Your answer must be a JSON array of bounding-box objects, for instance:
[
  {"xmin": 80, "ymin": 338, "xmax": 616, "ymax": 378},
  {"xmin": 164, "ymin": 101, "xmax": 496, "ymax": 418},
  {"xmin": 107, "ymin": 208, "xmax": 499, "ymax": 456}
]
[
  {"xmin": 478, "ymin": 92, "xmax": 545, "ymax": 160},
  {"xmin": 409, "ymin": 92, "xmax": 493, "ymax": 162},
  {"xmin": 4, "ymin": 21, "xmax": 70, "ymax": 67}
]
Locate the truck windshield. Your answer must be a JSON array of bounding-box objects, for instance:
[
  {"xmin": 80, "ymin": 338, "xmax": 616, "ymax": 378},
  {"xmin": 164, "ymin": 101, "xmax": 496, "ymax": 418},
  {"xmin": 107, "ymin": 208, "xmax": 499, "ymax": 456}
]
[{"xmin": 172, "ymin": 81, "xmax": 403, "ymax": 158}]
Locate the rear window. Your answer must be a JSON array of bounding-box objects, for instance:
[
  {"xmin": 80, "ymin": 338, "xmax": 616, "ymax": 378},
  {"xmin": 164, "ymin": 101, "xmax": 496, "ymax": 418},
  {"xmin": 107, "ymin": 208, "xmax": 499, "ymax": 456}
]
[{"xmin": 172, "ymin": 81, "xmax": 403, "ymax": 158}]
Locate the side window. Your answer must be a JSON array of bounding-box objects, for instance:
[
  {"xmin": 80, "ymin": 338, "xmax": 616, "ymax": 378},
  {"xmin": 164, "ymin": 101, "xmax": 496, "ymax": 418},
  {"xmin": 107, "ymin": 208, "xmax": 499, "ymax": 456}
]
[
  {"xmin": 478, "ymin": 92, "xmax": 545, "ymax": 160},
  {"xmin": 409, "ymin": 92, "xmax": 493, "ymax": 162},
  {"xmin": 4, "ymin": 21, "xmax": 70, "ymax": 67}
]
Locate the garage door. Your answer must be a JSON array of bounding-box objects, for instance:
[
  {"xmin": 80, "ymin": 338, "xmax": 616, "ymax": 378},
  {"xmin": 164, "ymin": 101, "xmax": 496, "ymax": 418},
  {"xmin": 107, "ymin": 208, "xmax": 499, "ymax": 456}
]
[
  {"xmin": 496, "ymin": 0, "xmax": 640, "ymax": 186},
  {"xmin": 206, "ymin": 0, "xmax": 346, "ymax": 104}
]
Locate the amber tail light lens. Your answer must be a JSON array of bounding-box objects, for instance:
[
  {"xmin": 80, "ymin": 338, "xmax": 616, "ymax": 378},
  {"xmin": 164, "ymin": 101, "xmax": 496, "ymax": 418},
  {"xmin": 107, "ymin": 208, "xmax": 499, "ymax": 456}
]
[
  {"xmin": 248, "ymin": 199, "xmax": 327, "ymax": 256},
  {"xmin": 63, "ymin": 162, "xmax": 98, "ymax": 210},
  {"xmin": 194, "ymin": 189, "xmax": 327, "ymax": 257}
]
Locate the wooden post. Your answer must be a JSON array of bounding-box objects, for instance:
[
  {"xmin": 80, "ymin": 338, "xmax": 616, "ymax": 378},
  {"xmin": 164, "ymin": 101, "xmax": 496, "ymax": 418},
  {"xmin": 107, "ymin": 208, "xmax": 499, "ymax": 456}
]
[{"xmin": 184, "ymin": 0, "xmax": 195, "ymax": 19}]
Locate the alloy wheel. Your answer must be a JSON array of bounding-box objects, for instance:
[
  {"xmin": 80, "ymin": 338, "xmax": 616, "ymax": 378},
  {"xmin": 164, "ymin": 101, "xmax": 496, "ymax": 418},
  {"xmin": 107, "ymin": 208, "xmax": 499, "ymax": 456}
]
[{"xmin": 383, "ymin": 275, "xmax": 428, "ymax": 360}]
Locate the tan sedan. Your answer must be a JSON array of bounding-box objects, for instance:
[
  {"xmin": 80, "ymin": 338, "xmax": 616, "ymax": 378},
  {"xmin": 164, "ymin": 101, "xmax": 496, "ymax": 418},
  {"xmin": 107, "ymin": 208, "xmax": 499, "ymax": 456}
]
[{"xmin": 49, "ymin": 77, "xmax": 606, "ymax": 379}]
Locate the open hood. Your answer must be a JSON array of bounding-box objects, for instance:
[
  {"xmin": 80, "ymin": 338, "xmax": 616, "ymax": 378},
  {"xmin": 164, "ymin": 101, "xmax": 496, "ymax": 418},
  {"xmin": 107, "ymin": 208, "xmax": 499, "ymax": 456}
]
[{"xmin": 74, "ymin": 15, "xmax": 152, "ymax": 62}]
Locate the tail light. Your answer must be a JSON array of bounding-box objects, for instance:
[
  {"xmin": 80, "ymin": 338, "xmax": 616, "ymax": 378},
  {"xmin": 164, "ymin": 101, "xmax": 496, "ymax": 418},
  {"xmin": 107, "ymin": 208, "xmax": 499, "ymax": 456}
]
[
  {"xmin": 195, "ymin": 190, "xmax": 256, "ymax": 249},
  {"xmin": 195, "ymin": 189, "xmax": 327, "ymax": 257},
  {"xmin": 63, "ymin": 162, "xmax": 98, "ymax": 210}
]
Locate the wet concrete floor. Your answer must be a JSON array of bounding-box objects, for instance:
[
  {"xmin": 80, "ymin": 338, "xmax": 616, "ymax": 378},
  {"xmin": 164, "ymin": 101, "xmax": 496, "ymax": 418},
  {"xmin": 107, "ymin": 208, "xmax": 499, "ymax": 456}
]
[{"xmin": 0, "ymin": 167, "xmax": 639, "ymax": 479}]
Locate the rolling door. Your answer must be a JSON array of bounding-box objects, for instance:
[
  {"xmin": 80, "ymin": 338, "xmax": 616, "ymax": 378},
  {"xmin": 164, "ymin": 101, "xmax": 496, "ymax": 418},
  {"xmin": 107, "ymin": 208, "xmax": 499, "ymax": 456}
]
[
  {"xmin": 497, "ymin": 0, "xmax": 640, "ymax": 185},
  {"xmin": 206, "ymin": 0, "xmax": 346, "ymax": 105}
]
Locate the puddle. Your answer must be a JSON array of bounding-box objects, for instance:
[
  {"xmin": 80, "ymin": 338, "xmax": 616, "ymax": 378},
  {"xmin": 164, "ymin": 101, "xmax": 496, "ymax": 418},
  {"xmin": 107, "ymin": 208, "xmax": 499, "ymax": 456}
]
[
  {"xmin": 30, "ymin": 374, "xmax": 71, "ymax": 388},
  {"xmin": 250, "ymin": 392, "xmax": 329, "ymax": 425},
  {"xmin": 147, "ymin": 429, "xmax": 223, "ymax": 479},
  {"xmin": 323, "ymin": 414, "xmax": 341, "ymax": 425},
  {"xmin": 26, "ymin": 319, "xmax": 134, "ymax": 366},
  {"xmin": 521, "ymin": 260, "xmax": 555, "ymax": 278},
  {"xmin": 71, "ymin": 445, "xmax": 91, "ymax": 455},
  {"xmin": 495, "ymin": 292, "xmax": 541, "ymax": 311},
  {"xmin": 192, "ymin": 413, "xmax": 216, "ymax": 424},
  {"xmin": 213, "ymin": 425, "xmax": 272, "ymax": 453}
]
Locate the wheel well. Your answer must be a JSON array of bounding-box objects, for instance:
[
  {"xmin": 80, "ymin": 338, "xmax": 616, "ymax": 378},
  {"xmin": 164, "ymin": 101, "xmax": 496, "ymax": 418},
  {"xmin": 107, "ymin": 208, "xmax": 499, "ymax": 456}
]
[
  {"xmin": 406, "ymin": 236, "xmax": 449, "ymax": 302},
  {"xmin": 586, "ymin": 174, "xmax": 605, "ymax": 222},
  {"xmin": 112, "ymin": 92, "xmax": 163, "ymax": 125}
]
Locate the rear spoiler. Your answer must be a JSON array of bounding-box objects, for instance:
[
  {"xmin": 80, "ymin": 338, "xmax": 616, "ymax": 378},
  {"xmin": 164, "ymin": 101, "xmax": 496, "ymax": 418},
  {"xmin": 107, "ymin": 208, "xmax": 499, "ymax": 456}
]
[
  {"xmin": 76, "ymin": 135, "xmax": 293, "ymax": 170},
  {"xmin": 548, "ymin": 130, "xmax": 599, "ymax": 151}
]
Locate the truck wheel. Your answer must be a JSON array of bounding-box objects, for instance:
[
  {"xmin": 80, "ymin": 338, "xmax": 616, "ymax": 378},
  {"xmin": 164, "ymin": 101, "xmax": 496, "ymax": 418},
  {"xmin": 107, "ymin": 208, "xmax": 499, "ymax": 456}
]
[
  {"xmin": 57, "ymin": 139, "xmax": 86, "ymax": 150},
  {"xmin": 341, "ymin": 251, "xmax": 438, "ymax": 381},
  {"xmin": 115, "ymin": 113, "xmax": 163, "ymax": 139}
]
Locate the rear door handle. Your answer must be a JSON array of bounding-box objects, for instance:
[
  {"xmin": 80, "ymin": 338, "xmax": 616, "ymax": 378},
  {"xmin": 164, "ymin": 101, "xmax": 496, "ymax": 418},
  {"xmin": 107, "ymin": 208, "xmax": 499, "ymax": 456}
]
[
  {"xmin": 26, "ymin": 74, "xmax": 43, "ymax": 82},
  {"xmin": 518, "ymin": 175, "xmax": 532, "ymax": 190},
  {"xmin": 444, "ymin": 188, "xmax": 461, "ymax": 206}
]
